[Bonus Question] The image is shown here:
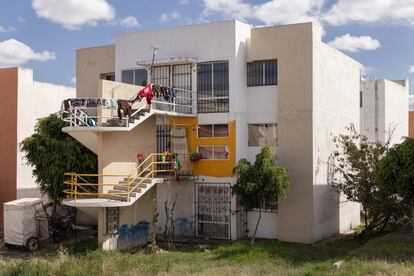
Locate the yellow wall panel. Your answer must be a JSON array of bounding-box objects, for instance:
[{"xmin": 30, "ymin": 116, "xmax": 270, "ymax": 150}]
[{"xmin": 170, "ymin": 117, "xmax": 236, "ymax": 177}]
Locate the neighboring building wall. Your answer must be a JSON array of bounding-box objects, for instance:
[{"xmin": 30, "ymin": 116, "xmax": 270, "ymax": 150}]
[
  {"xmin": 0, "ymin": 68, "xmax": 18, "ymax": 228},
  {"xmin": 16, "ymin": 68, "xmax": 75, "ymax": 198},
  {"xmin": 360, "ymin": 79, "xmax": 408, "ymax": 145},
  {"xmin": 409, "ymin": 111, "xmax": 414, "ymax": 138},
  {"xmin": 76, "ymin": 45, "xmax": 115, "ymax": 98}
]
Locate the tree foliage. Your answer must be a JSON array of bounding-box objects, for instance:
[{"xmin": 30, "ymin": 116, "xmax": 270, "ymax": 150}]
[
  {"xmin": 377, "ymin": 138, "xmax": 414, "ymax": 235},
  {"xmin": 20, "ymin": 114, "xmax": 97, "ymax": 215},
  {"xmin": 233, "ymin": 147, "xmax": 290, "ymax": 244},
  {"xmin": 330, "ymin": 125, "xmax": 409, "ymax": 237}
]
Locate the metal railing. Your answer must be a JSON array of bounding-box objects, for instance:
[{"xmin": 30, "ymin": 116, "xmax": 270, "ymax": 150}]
[
  {"xmin": 64, "ymin": 153, "xmax": 185, "ymax": 202},
  {"xmin": 61, "ymin": 88, "xmax": 197, "ymax": 128}
]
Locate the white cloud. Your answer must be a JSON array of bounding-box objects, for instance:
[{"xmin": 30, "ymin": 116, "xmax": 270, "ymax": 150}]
[
  {"xmin": 409, "ymin": 94, "xmax": 414, "ymax": 111},
  {"xmin": 180, "ymin": 0, "xmax": 189, "ymax": 5},
  {"xmin": 327, "ymin": 33, "xmax": 381, "ymax": 52},
  {"xmin": 32, "ymin": 0, "xmax": 115, "ymax": 30},
  {"xmin": 71, "ymin": 77, "xmax": 76, "ymax": 84},
  {"xmin": 0, "ymin": 26, "xmax": 16, "ymax": 33},
  {"xmin": 254, "ymin": 0, "xmax": 323, "ymax": 26},
  {"xmin": 409, "ymin": 66, "xmax": 414, "ymax": 74},
  {"xmin": 203, "ymin": 0, "xmax": 252, "ymax": 20},
  {"xmin": 18, "ymin": 16, "xmax": 25, "ymax": 22},
  {"xmin": 0, "ymin": 39, "xmax": 56, "ymax": 67},
  {"xmin": 202, "ymin": 0, "xmax": 414, "ymax": 28},
  {"xmin": 119, "ymin": 16, "xmax": 140, "ymax": 28},
  {"xmin": 323, "ymin": 0, "xmax": 414, "ymax": 26},
  {"xmin": 202, "ymin": 0, "xmax": 323, "ymax": 25},
  {"xmin": 160, "ymin": 11, "xmax": 180, "ymax": 23}
]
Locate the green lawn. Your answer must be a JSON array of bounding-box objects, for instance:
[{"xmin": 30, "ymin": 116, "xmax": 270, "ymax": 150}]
[{"xmin": 1, "ymin": 233, "xmax": 414, "ymax": 275}]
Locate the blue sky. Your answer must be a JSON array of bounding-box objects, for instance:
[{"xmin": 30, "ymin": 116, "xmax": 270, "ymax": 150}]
[{"xmin": 1, "ymin": 0, "xmax": 414, "ymax": 99}]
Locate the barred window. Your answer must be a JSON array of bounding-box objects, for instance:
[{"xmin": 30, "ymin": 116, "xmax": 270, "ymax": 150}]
[
  {"xmin": 247, "ymin": 60, "xmax": 277, "ymax": 86},
  {"xmin": 197, "ymin": 61, "xmax": 229, "ymax": 113}
]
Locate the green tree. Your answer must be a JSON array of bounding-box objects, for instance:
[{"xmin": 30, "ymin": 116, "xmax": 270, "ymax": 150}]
[
  {"xmin": 20, "ymin": 114, "xmax": 97, "ymax": 217},
  {"xmin": 330, "ymin": 125, "xmax": 408, "ymax": 237},
  {"xmin": 233, "ymin": 147, "xmax": 290, "ymax": 244},
  {"xmin": 377, "ymin": 138, "xmax": 414, "ymax": 235}
]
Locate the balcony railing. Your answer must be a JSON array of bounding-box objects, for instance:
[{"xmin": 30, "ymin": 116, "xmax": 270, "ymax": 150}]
[{"xmin": 61, "ymin": 88, "xmax": 196, "ymax": 128}]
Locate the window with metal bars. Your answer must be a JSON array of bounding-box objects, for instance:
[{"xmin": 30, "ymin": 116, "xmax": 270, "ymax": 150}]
[
  {"xmin": 247, "ymin": 60, "xmax": 277, "ymax": 86},
  {"xmin": 197, "ymin": 61, "xmax": 229, "ymax": 113},
  {"xmin": 195, "ymin": 182, "xmax": 231, "ymax": 239},
  {"xmin": 150, "ymin": 64, "xmax": 193, "ymax": 113}
]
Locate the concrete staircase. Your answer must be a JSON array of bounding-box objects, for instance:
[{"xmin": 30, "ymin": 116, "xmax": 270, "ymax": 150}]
[
  {"xmin": 103, "ymin": 108, "xmax": 151, "ymax": 127},
  {"xmin": 102, "ymin": 176, "xmax": 167, "ymax": 203}
]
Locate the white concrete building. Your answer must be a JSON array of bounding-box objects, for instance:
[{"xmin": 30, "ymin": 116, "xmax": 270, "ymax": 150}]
[
  {"xmin": 60, "ymin": 20, "xmax": 389, "ymax": 249},
  {"xmin": 0, "ymin": 67, "xmax": 75, "ymax": 227},
  {"xmin": 360, "ymin": 79, "xmax": 409, "ymax": 145}
]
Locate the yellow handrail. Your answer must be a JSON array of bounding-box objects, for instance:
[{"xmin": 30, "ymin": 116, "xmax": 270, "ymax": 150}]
[{"xmin": 63, "ymin": 153, "xmax": 178, "ymax": 201}]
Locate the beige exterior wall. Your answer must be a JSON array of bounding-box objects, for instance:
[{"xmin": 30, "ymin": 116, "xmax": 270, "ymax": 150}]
[
  {"xmin": 249, "ymin": 22, "xmax": 361, "ymax": 243},
  {"xmin": 98, "ymin": 187, "xmax": 156, "ymax": 250},
  {"xmin": 250, "ymin": 23, "xmax": 315, "ymax": 243},
  {"xmin": 76, "ymin": 45, "xmax": 115, "ymax": 98}
]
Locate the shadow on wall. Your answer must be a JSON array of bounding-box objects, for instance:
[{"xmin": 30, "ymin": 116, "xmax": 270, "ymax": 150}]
[{"xmin": 116, "ymin": 220, "xmax": 150, "ymax": 250}]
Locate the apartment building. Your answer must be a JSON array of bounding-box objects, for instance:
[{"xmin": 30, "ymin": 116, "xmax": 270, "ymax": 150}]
[
  {"xmin": 61, "ymin": 20, "xmax": 368, "ymax": 250},
  {"xmin": 0, "ymin": 67, "xmax": 75, "ymax": 227},
  {"xmin": 360, "ymin": 79, "xmax": 409, "ymax": 145},
  {"xmin": 409, "ymin": 111, "xmax": 414, "ymax": 138}
]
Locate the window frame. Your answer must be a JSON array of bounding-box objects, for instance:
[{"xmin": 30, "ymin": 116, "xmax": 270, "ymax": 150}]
[
  {"xmin": 197, "ymin": 124, "xmax": 229, "ymax": 138},
  {"xmin": 197, "ymin": 60, "xmax": 229, "ymax": 113},
  {"xmin": 197, "ymin": 145, "xmax": 229, "ymax": 160},
  {"xmin": 121, "ymin": 68, "xmax": 148, "ymax": 86},
  {"xmin": 248, "ymin": 123, "xmax": 278, "ymax": 147},
  {"xmin": 247, "ymin": 59, "xmax": 278, "ymax": 87}
]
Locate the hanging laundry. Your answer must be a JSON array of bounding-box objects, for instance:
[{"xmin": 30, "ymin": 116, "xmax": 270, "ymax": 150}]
[
  {"xmin": 137, "ymin": 83, "xmax": 155, "ymax": 105},
  {"xmin": 171, "ymin": 86, "xmax": 177, "ymax": 98},
  {"xmin": 117, "ymin": 99, "xmax": 132, "ymax": 120}
]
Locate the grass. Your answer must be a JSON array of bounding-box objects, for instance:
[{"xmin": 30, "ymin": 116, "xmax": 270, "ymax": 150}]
[{"xmin": 1, "ymin": 233, "xmax": 414, "ymax": 275}]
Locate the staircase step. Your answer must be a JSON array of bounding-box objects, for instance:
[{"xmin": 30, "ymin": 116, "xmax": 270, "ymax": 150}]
[
  {"xmin": 113, "ymin": 185, "xmax": 143, "ymax": 193},
  {"xmin": 119, "ymin": 178, "xmax": 150, "ymax": 183},
  {"xmin": 101, "ymin": 194, "xmax": 128, "ymax": 202},
  {"xmin": 108, "ymin": 190, "xmax": 136, "ymax": 197}
]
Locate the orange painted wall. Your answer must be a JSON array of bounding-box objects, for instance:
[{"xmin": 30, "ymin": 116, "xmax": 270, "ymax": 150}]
[
  {"xmin": 0, "ymin": 68, "xmax": 18, "ymax": 228},
  {"xmin": 409, "ymin": 112, "xmax": 414, "ymax": 138},
  {"xmin": 170, "ymin": 117, "xmax": 236, "ymax": 177}
]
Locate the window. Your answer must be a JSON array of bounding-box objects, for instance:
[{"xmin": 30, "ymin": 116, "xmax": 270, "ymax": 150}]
[
  {"xmin": 101, "ymin": 73, "xmax": 115, "ymax": 81},
  {"xmin": 106, "ymin": 207, "xmax": 119, "ymax": 234},
  {"xmin": 197, "ymin": 61, "xmax": 229, "ymax": 113},
  {"xmin": 248, "ymin": 124, "xmax": 277, "ymax": 147},
  {"xmin": 121, "ymin": 69, "xmax": 147, "ymax": 86},
  {"xmin": 360, "ymin": 91, "xmax": 363, "ymax": 108},
  {"xmin": 198, "ymin": 146, "xmax": 228, "ymax": 160},
  {"xmin": 252, "ymin": 199, "xmax": 278, "ymax": 212},
  {"xmin": 247, "ymin": 60, "xmax": 277, "ymax": 86},
  {"xmin": 198, "ymin": 124, "xmax": 229, "ymax": 138}
]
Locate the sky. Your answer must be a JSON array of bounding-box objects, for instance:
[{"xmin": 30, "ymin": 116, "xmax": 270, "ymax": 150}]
[{"xmin": 1, "ymin": 0, "xmax": 414, "ymax": 107}]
